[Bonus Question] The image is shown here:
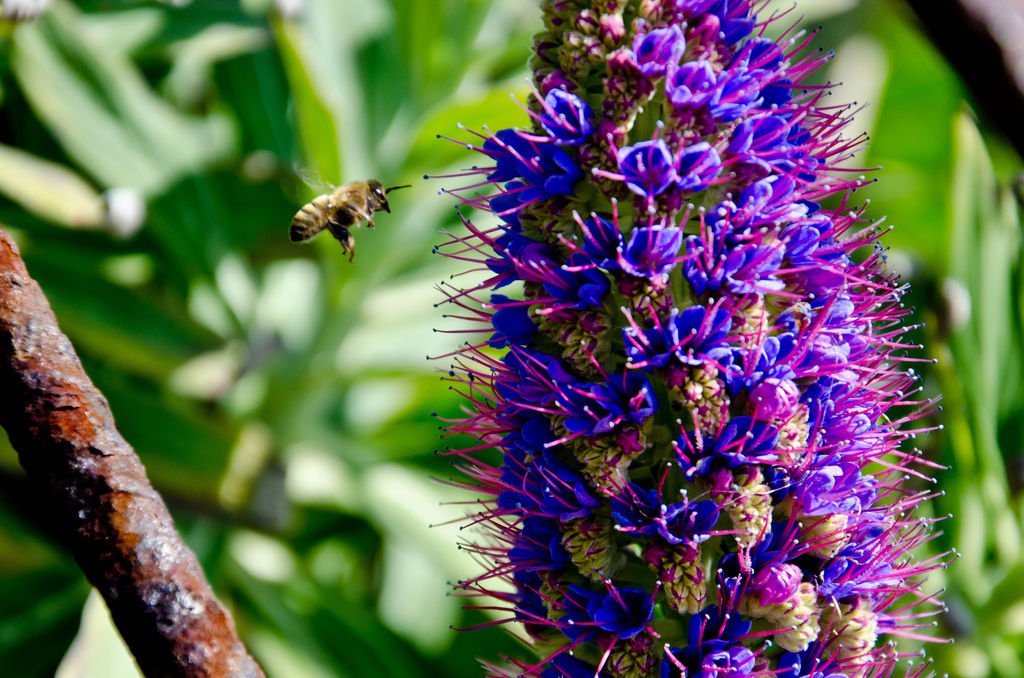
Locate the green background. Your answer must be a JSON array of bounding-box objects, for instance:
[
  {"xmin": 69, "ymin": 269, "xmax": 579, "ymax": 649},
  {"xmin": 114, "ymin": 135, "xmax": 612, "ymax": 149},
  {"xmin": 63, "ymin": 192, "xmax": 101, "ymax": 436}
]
[{"xmin": 0, "ymin": 0, "xmax": 1019, "ymax": 676}]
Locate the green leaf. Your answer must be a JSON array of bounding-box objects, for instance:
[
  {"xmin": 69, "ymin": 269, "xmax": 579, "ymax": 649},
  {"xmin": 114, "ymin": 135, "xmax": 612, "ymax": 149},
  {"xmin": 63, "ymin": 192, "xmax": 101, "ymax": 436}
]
[
  {"xmin": 851, "ymin": 0, "xmax": 963, "ymax": 268},
  {"xmin": 214, "ymin": 48, "xmax": 293, "ymax": 163},
  {"xmin": 77, "ymin": 6, "xmax": 164, "ymax": 57},
  {"xmin": 20, "ymin": 235, "xmax": 216, "ymax": 381},
  {"xmin": 0, "ymin": 566, "xmax": 87, "ymax": 677},
  {"xmin": 229, "ymin": 563, "xmax": 428, "ymax": 678},
  {"xmin": 11, "ymin": 1, "xmax": 233, "ymax": 195},
  {"xmin": 271, "ymin": 14, "xmax": 343, "ymax": 184},
  {"xmin": 162, "ymin": 23, "xmax": 269, "ymax": 110},
  {"xmin": 406, "ymin": 85, "xmax": 531, "ymax": 173},
  {"xmin": 85, "ymin": 365, "xmax": 239, "ymax": 502},
  {"xmin": 54, "ymin": 591, "xmax": 141, "ymax": 678},
  {"xmin": 941, "ymin": 112, "xmax": 1022, "ymax": 593},
  {"xmin": 0, "ymin": 143, "xmax": 103, "ymax": 228}
]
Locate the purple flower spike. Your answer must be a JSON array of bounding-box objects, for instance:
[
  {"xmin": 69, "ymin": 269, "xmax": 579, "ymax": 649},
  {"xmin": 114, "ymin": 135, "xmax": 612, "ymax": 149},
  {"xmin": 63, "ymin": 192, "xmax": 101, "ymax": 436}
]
[
  {"xmin": 437, "ymin": 1, "xmax": 947, "ymax": 676},
  {"xmin": 482, "ymin": 129, "xmax": 582, "ymax": 212},
  {"xmin": 540, "ymin": 89, "xmax": 595, "ymax": 146},
  {"xmin": 671, "ymin": 304, "xmax": 733, "ymax": 365},
  {"xmin": 587, "ymin": 586, "xmax": 655, "ymax": 638},
  {"xmin": 709, "ymin": 0, "xmax": 755, "ymax": 45},
  {"xmin": 613, "ymin": 483, "xmax": 720, "ymax": 546},
  {"xmin": 580, "ymin": 213, "xmax": 624, "ymax": 270},
  {"xmin": 709, "ymin": 68, "xmax": 765, "ymax": 122},
  {"xmin": 661, "ymin": 605, "xmax": 756, "ymax": 677},
  {"xmin": 657, "ymin": 500, "xmax": 720, "ymax": 545},
  {"xmin": 749, "ymin": 376, "xmax": 801, "ymax": 421},
  {"xmin": 750, "ymin": 562, "xmax": 803, "ymax": 605},
  {"xmin": 667, "ymin": 60, "xmax": 718, "ymax": 109},
  {"xmin": 618, "ymin": 139, "xmax": 679, "ymax": 198},
  {"xmin": 676, "ymin": 0, "xmax": 718, "ymax": 16},
  {"xmin": 543, "ymin": 254, "xmax": 610, "ymax": 310},
  {"xmin": 620, "ymin": 226, "xmax": 683, "ymax": 279},
  {"xmin": 560, "ymin": 371, "xmax": 657, "ymax": 435},
  {"xmin": 542, "ymin": 655, "xmax": 606, "ymax": 678},
  {"xmin": 489, "ymin": 294, "xmax": 536, "ymax": 348},
  {"xmin": 633, "ymin": 25, "xmax": 687, "ymax": 78},
  {"xmin": 675, "ymin": 142, "xmax": 722, "ymax": 192},
  {"xmin": 683, "ymin": 415, "xmax": 780, "ymax": 475}
]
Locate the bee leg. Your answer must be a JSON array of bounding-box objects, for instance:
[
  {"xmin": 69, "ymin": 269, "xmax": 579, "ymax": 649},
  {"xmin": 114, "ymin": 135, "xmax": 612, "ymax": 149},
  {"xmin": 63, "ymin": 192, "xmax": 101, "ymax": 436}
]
[
  {"xmin": 354, "ymin": 206, "xmax": 375, "ymax": 228},
  {"xmin": 327, "ymin": 222, "xmax": 356, "ymax": 262}
]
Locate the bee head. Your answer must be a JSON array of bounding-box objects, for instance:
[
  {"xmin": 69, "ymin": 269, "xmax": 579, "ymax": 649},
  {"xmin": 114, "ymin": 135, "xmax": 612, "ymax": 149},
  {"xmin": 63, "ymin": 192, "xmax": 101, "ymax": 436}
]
[
  {"xmin": 366, "ymin": 180, "xmax": 410, "ymax": 214},
  {"xmin": 366, "ymin": 180, "xmax": 388, "ymax": 212}
]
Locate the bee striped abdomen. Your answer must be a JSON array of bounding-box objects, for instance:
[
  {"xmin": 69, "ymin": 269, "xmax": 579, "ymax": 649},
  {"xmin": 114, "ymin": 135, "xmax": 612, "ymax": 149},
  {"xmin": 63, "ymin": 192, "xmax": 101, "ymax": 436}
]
[{"xmin": 289, "ymin": 195, "xmax": 332, "ymax": 242}]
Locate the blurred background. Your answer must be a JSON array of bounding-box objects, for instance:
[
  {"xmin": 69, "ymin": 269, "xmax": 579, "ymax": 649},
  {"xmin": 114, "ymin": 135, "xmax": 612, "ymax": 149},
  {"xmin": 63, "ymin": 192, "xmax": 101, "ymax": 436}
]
[{"xmin": 0, "ymin": 0, "xmax": 1019, "ymax": 676}]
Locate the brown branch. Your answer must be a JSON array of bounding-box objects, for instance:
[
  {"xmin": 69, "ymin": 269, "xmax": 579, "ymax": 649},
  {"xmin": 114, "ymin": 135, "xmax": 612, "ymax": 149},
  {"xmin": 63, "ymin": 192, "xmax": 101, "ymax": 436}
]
[
  {"xmin": 903, "ymin": 0, "xmax": 1024, "ymax": 159},
  {"xmin": 0, "ymin": 228, "xmax": 264, "ymax": 678}
]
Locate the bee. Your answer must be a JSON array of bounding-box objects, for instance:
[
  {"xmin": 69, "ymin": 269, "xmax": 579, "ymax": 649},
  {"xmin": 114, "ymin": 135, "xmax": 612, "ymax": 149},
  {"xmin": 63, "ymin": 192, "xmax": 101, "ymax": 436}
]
[{"xmin": 289, "ymin": 179, "xmax": 410, "ymax": 261}]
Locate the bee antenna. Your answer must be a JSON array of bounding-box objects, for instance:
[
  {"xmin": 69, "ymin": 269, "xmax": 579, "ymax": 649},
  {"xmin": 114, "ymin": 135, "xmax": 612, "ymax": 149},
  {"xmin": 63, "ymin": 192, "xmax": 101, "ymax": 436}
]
[{"xmin": 385, "ymin": 184, "xmax": 412, "ymax": 194}]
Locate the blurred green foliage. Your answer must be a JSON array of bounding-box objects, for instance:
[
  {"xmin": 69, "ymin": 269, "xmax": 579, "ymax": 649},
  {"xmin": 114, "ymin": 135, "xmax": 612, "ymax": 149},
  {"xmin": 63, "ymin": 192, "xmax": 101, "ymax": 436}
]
[{"xmin": 0, "ymin": 0, "xmax": 1019, "ymax": 676}]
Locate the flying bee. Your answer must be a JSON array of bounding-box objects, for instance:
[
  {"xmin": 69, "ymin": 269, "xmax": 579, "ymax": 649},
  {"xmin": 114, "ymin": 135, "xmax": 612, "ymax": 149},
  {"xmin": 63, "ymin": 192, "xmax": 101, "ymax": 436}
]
[{"xmin": 289, "ymin": 179, "xmax": 410, "ymax": 261}]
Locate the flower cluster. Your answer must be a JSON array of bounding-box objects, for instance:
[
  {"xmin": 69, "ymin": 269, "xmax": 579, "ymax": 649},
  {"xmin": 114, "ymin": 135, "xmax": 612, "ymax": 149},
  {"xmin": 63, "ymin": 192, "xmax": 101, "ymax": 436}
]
[{"xmin": 434, "ymin": 2, "xmax": 947, "ymax": 676}]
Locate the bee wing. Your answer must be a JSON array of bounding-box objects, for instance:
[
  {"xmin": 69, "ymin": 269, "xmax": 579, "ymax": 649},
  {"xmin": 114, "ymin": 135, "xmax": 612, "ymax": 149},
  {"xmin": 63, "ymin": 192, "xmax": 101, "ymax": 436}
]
[
  {"xmin": 292, "ymin": 164, "xmax": 334, "ymax": 196},
  {"xmin": 288, "ymin": 165, "xmax": 335, "ymax": 242}
]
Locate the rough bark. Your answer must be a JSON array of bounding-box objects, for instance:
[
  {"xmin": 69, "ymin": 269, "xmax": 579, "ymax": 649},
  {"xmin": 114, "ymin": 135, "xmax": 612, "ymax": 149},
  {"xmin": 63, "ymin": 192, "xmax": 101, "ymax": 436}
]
[{"xmin": 0, "ymin": 228, "xmax": 264, "ymax": 678}]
